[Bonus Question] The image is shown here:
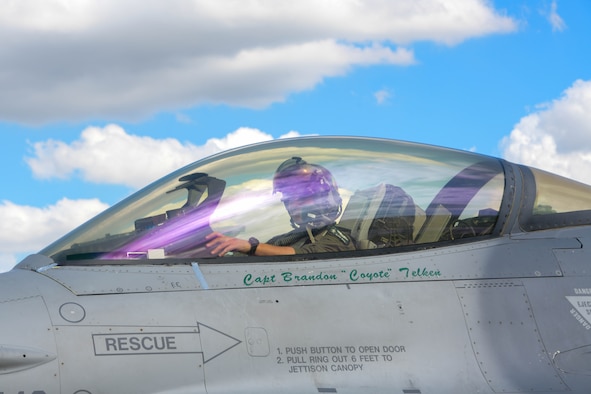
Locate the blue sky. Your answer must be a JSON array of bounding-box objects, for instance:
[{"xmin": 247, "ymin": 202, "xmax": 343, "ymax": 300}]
[{"xmin": 1, "ymin": 0, "xmax": 590, "ymax": 271}]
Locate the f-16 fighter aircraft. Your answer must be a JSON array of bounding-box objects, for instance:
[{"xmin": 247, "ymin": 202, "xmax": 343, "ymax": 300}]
[{"xmin": 2, "ymin": 136, "xmax": 591, "ymax": 393}]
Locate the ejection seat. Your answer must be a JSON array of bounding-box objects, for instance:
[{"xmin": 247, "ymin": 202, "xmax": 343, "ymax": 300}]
[{"xmin": 339, "ymin": 184, "xmax": 421, "ymax": 250}]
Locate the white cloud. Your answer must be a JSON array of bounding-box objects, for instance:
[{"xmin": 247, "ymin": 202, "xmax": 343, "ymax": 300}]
[
  {"xmin": 501, "ymin": 79, "xmax": 591, "ymax": 184},
  {"xmin": 374, "ymin": 89, "xmax": 392, "ymax": 104},
  {"xmin": 0, "ymin": 0, "xmax": 98, "ymax": 31},
  {"xmin": 27, "ymin": 125, "xmax": 299, "ymax": 188},
  {"xmin": 547, "ymin": 0, "xmax": 567, "ymax": 32},
  {"xmin": 0, "ymin": 0, "xmax": 516, "ymax": 124},
  {"xmin": 0, "ymin": 197, "xmax": 109, "ymax": 273}
]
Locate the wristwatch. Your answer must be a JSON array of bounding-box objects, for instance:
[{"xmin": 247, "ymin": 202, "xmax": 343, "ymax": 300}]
[{"xmin": 248, "ymin": 237, "xmax": 260, "ymax": 256}]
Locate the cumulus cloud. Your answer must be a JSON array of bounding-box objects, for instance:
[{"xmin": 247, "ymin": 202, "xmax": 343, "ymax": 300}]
[
  {"xmin": 0, "ymin": 197, "xmax": 109, "ymax": 272},
  {"xmin": 501, "ymin": 79, "xmax": 591, "ymax": 184},
  {"xmin": 27, "ymin": 124, "xmax": 299, "ymax": 188},
  {"xmin": 0, "ymin": 0, "xmax": 516, "ymax": 124}
]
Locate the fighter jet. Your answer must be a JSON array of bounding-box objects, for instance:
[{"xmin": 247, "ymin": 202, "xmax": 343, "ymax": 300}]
[{"xmin": 1, "ymin": 136, "xmax": 590, "ymax": 393}]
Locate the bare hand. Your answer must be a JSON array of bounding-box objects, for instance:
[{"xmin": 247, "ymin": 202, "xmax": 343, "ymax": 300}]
[{"xmin": 205, "ymin": 232, "xmax": 250, "ymax": 257}]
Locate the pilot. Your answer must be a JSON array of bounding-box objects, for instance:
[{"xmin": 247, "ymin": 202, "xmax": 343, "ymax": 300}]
[{"xmin": 206, "ymin": 157, "xmax": 356, "ymax": 256}]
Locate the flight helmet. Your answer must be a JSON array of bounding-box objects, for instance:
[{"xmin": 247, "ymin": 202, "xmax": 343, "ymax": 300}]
[{"xmin": 273, "ymin": 157, "xmax": 342, "ymax": 228}]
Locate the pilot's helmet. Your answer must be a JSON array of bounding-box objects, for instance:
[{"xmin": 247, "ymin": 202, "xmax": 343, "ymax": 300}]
[{"xmin": 273, "ymin": 157, "xmax": 342, "ymax": 228}]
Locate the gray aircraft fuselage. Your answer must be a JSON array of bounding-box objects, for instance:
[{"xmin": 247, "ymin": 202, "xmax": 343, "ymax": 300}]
[{"xmin": 1, "ymin": 136, "xmax": 590, "ymax": 393}]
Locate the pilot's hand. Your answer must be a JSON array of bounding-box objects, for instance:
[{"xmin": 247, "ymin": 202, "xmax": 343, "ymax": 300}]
[{"xmin": 205, "ymin": 232, "xmax": 250, "ymax": 257}]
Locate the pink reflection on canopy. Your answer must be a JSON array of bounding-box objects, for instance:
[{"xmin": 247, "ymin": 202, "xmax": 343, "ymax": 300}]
[{"xmin": 103, "ymin": 183, "xmax": 277, "ymax": 259}]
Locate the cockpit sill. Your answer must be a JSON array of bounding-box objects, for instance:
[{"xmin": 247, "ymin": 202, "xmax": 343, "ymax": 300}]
[
  {"xmin": 19, "ymin": 227, "xmax": 579, "ymax": 272},
  {"xmin": 37, "ymin": 233, "xmax": 500, "ymax": 267}
]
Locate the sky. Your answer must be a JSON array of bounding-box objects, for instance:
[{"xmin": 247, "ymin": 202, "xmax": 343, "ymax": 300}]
[{"xmin": 0, "ymin": 0, "xmax": 590, "ymax": 272}]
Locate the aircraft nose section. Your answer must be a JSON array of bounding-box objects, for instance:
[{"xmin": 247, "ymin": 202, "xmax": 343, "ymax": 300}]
[
  {"xmin": 0, "ymin": 344, "xmax": 56, "ymax": 374},
  {"xmin": 0, "ymin": 269, "xmax": 59, "ymax": 390}
]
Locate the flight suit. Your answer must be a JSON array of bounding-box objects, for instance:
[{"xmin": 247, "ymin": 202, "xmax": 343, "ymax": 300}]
[{"xmin": 268, "ymin": 224, "xmax": 356, "ymax": 254}]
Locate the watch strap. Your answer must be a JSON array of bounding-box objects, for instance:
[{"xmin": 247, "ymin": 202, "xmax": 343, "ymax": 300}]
[{"xmin": 248, "ymin": 237, "xmax": 259, "ymax": 255}]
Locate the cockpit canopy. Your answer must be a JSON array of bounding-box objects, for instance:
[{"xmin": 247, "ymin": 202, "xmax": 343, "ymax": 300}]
[{"xmin": 39, "ymin": 137, "xmax": 591, "ymax": 263}]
